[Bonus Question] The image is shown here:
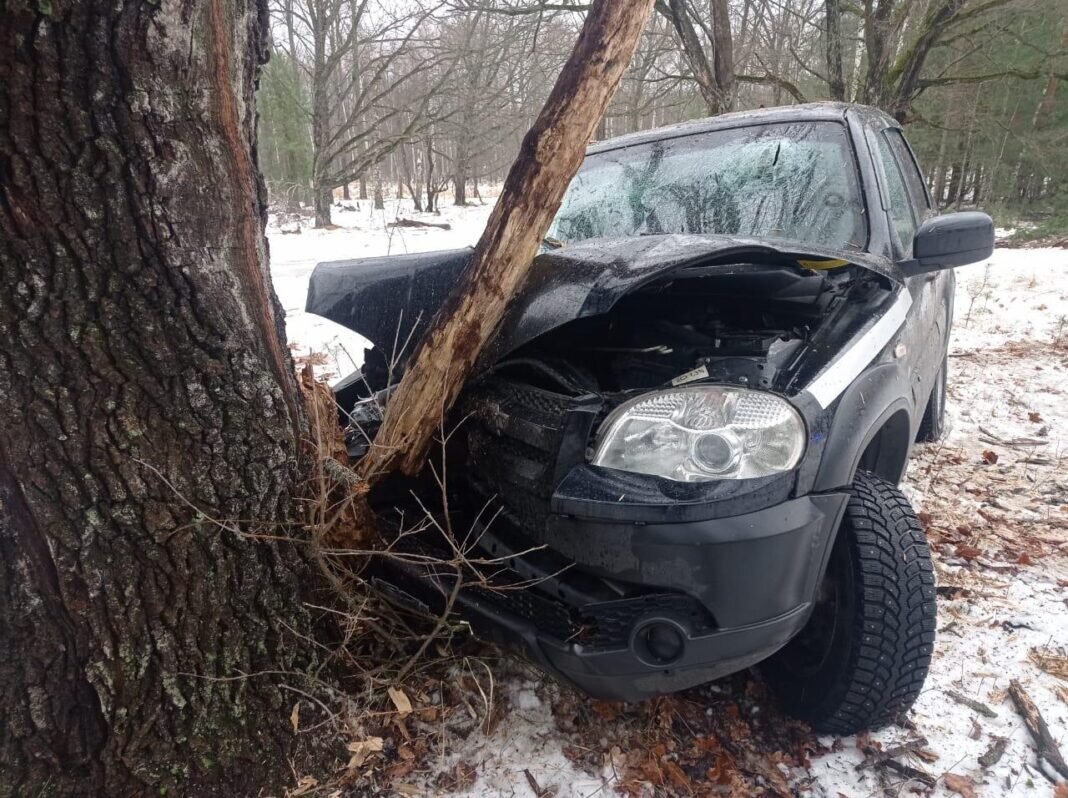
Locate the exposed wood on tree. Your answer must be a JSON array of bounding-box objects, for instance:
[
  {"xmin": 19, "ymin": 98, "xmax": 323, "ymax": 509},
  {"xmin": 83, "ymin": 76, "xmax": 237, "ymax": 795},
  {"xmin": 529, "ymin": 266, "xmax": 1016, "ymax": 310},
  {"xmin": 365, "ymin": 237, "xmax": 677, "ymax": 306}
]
[
  {"xmin": 0, "ymin": 0, "xmax": 317, "ymax": 794},
  {"xmin": 357, "ymin": 0, "xmax": 658, "ymax": 479}
]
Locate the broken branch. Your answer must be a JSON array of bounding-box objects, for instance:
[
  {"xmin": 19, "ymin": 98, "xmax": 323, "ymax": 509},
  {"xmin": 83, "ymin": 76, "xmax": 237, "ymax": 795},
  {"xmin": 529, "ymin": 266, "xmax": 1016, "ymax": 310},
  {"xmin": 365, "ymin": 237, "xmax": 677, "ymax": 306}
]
[
  {"xmin": 978, "ymin": 736, "xmax": 1008, "ymax": 769},
  {"xmin": 387, "ymin": 218, "xmax": 452, "ymax": 230},
  {"xmin": 947, "ymin": 689, "xmax": 998, "ymax": 718},
  {"xmin": 1009, "ymin": 678, "xmax": 1068, "ymax": 781},
  {"xmin": 357, "ymin": 0, "xmax": 658, "ymax": 480}
]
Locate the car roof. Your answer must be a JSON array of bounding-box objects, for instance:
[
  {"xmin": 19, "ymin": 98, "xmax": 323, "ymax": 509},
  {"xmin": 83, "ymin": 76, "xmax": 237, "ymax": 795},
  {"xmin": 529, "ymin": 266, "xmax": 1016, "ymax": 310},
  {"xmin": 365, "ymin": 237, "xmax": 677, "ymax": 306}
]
[{"xmin": 586, "ymin": 102, "xmax": 898, "ymax": 155}]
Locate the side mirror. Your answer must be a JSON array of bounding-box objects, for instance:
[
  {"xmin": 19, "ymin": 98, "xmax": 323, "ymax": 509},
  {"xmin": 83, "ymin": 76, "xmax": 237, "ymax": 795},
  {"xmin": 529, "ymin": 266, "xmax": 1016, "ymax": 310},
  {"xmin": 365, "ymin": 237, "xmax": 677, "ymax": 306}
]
[{"xmin": 903, "ymin": 211, "xmax": 994, "ymax": 277}]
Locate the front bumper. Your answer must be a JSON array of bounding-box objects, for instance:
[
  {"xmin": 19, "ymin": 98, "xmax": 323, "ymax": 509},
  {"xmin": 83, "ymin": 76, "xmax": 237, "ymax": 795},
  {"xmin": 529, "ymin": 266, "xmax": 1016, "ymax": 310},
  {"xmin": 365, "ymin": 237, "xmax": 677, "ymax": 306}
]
[{"xmin": 377, "ymin": 491, "xmax": 849, "ymax": 702}]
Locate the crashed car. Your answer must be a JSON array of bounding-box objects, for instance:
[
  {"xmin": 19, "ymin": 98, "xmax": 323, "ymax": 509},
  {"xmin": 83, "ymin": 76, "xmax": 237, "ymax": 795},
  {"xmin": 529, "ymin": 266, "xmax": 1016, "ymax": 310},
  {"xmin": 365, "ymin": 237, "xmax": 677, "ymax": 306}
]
[{"xmin": 306, "ymin": 103, "xmax": 994, "ymax": 733}]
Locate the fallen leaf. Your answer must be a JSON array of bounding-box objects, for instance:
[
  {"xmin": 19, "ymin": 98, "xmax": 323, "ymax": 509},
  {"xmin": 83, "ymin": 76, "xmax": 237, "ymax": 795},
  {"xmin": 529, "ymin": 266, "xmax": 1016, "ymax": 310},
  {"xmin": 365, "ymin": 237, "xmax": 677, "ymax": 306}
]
[
  {"xmin": 1055, "ymin": 782, "xmax": 1068, "ymax": 798},
  {"xmin": 944, "ymin": 773, "xmax": 977, "ymax": 798},
  {"xmin": 981, "ymin": 450, "xmax": 999, "ymax": 464},
  {"xmin": 290, "ymin": 702, "xmax": 300, "ymax": 733},
  {"xmin": 346, "ymin": 737, "xmax": 384, "ymax": 770},
  {"xmin": 662, "ymin": 759, "xmax": 692, "ymax": 791},
  {"xmin": 914, "ymin": 747, "xmax": 939, "ymax": 763},
  {"xmin": 1028, "ymin": 411, "xmax": 1043, "ymax": 423},
  {"xmin": 290, "ymin": 776, "xmax": 318, "ymax": 796},
  {"xmin": 388, "ymin": 686, "xmax": 413, "ymax": 716}
]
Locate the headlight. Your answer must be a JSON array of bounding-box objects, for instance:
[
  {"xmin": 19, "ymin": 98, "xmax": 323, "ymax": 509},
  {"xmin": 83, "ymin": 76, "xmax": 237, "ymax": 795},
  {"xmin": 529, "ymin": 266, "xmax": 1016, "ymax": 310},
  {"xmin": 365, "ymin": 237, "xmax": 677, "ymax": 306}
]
[{"xmin": 591, "ymin": 386, "xmax": 805, "ymax": 482}]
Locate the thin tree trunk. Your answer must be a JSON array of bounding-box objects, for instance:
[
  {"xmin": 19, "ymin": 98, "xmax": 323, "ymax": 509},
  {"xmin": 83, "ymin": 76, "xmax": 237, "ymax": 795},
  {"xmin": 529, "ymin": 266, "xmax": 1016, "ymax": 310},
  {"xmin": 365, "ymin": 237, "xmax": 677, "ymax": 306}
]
[
  {"xmin": 358, "ymin": 0, "xmax": 658, "ymax": 479},
  {"xmin": 955, "ymin": 85, "xmax": 982, "ymax": 209},
  {"xmin": 0, "ymin": 1, "xmax": 316, "ymax": 795},
  {"xmin": 932, "ymin": 125, "xmax": 950, "ymax": 208},
  {"xmin": 374, "ymin": 168, "xmax": 386, "ymax": 210},
  {"xmin": 311, "ymin": 25, "xmax": 332, "ymax": 227},
  {"xmin": 824, "ymin": 0, "xmax": 846, "ymax": 101},
  {"xmin": 425, "ymin": 137, "xmax": 436, "ymax": 213}
]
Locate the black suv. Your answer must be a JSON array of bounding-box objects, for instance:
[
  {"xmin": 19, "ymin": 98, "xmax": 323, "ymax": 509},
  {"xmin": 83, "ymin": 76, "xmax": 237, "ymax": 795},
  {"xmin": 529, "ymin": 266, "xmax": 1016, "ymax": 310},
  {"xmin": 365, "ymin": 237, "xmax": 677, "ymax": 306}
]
[{"xmin": 306, "ymin": 103, "xmax": 994, "ymax": 733}]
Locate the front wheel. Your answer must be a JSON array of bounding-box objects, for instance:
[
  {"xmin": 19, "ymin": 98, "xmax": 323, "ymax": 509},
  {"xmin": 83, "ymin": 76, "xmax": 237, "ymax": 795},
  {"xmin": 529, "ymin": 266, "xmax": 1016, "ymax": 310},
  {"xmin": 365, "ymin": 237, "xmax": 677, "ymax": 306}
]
[{"xmin": 763, "ymin": 472, "xmax": 936, "ymax": 734}]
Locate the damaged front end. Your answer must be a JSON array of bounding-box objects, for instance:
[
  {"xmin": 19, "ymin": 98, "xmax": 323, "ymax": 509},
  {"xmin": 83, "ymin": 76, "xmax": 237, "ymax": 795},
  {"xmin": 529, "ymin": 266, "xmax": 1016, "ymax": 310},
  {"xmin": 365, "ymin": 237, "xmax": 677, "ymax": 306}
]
[{"xmin": 307, "ymin": 235, "xmax": 904, "ymax": 700}]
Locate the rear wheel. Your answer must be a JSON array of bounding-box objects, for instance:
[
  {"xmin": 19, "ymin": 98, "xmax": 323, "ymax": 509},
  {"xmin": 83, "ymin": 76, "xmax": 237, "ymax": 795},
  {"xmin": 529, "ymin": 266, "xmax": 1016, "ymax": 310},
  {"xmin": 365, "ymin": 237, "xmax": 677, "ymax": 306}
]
[
  {"xmin": 763, "ymin": 472, "xmax": 936, "ymax": 734},
  {"xmin": 916, "ymin": 356, "xmax": 947, "ymax": 442}
]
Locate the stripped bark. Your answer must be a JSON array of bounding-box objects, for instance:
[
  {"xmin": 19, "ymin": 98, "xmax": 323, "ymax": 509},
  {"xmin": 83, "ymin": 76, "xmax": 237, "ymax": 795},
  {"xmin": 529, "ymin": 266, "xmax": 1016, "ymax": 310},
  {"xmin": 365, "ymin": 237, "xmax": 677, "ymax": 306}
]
[{"xmin": 357, "ymin": 0, "xmax": 657, "ymax": 479}]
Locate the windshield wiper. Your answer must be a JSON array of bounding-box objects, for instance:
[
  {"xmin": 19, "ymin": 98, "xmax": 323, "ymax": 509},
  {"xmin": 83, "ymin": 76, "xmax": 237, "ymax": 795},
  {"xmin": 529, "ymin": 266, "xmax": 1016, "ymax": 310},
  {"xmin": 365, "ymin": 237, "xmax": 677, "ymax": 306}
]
[{"xmin": 542, "ymin": 236, "xmax": 565, "ymax": 250}]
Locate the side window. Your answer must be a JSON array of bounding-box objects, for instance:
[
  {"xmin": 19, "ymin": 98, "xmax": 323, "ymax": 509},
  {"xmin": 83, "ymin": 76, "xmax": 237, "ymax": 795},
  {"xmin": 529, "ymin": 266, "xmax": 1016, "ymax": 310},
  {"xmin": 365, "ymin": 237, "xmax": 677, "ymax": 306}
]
[
  {"xmin": 871, "ymin": 132, "xmax": 917, "ymax": 256},
  {"xmin": 885, "ymin": 130, "xmax": 930, "ymax": 218}
]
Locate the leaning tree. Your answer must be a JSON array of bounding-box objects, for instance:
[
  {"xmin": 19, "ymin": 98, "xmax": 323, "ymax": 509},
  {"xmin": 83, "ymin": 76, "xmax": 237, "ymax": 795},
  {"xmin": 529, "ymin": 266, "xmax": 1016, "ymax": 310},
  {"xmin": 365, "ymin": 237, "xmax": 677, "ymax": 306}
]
[{"xmin": 0, "ymin": 0, "xmax": 658, "ymax": 794}]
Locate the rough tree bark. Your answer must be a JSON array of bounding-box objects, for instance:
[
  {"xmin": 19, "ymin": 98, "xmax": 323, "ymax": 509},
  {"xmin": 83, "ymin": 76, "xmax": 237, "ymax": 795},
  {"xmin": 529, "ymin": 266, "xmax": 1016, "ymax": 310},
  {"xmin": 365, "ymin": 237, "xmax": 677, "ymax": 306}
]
[
  {"xmin": 312, "ymin": 17, "xmax": 334, "ymax": 227},
  {"xmin": 824, "ymin": 0, "xmax": 846, "ymax": 101},
  {"xmin": 357, "ymin": 0, "xmax": 658, "ymax": 479},
  {"xmin": 663, "ymin": 0, "xmax": 729, "ymax": 114},
  {"xmin": 0, "ymin": 1, "xmax": 317, "ymax": 795}
]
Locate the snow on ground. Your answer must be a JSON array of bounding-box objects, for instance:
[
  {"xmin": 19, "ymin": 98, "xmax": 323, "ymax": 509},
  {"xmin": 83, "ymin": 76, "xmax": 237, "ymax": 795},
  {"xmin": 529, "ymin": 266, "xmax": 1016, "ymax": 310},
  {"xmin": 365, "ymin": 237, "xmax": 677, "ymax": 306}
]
[
  {"xmin": 268, "ymin": 212, "xmax": 1068, "ymax": 797},
  {"xmin": 268, "ymin": 197, "xmax": 495, "ymax": 380}
]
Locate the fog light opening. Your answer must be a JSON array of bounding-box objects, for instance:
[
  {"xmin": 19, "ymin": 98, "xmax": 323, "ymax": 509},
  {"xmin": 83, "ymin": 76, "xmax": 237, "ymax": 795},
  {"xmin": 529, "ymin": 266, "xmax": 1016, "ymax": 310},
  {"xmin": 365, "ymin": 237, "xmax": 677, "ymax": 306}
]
[{"xmin": 632, "ymin": 619, "xmax": 687, "ymax": 666}]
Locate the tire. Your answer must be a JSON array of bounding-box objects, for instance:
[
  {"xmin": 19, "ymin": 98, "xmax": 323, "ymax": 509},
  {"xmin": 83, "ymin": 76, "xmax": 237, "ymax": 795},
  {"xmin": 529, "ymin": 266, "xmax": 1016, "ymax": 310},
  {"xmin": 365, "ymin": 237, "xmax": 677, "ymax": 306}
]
[
  {"xmin": 916, "ymin": 356, "xmax": 947, "ymax": 443},
  {"xmin": 763, "ymin": 472, "xmax": 936, "ymax": 734}
]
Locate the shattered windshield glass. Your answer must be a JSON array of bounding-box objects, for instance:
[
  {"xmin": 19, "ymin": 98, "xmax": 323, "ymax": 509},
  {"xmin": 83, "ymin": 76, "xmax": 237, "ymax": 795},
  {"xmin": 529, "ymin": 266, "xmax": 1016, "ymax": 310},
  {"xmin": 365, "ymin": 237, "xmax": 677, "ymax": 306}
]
[{"xmin": 548, "ymin": 121, "xmax": 866, "ymax": 250}]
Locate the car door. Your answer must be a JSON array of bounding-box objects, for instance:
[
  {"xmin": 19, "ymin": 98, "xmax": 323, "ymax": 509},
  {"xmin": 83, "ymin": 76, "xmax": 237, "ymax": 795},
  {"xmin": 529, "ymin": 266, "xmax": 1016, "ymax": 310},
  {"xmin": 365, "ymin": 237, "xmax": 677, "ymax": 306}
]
[{"xmin": 868, "ymin": 127, "xmax": 949, "ymax": 417}]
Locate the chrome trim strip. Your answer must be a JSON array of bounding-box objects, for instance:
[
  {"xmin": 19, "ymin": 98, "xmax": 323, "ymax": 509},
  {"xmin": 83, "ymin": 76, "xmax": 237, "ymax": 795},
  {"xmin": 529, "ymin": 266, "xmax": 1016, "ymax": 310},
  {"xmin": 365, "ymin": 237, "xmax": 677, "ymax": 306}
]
[{"xmin": 802, "ymin": 288, "xmax": 913, "ymax": 409}]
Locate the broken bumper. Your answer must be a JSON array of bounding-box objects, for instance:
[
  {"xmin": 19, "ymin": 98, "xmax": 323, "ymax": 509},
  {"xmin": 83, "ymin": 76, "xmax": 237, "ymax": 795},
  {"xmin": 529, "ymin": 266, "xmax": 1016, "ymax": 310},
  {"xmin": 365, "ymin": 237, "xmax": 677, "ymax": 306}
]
[{"xmin": 378, "ymin": 490, "xmax": 849, "ymax": 702}]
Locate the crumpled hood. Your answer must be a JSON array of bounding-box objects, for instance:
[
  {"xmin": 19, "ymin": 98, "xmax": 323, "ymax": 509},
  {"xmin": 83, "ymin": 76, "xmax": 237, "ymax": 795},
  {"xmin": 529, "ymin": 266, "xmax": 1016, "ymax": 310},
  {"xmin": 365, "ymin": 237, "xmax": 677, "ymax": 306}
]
[{"xmin": 305, "ymin": 234, "xmax": 900, "ymax": 369}]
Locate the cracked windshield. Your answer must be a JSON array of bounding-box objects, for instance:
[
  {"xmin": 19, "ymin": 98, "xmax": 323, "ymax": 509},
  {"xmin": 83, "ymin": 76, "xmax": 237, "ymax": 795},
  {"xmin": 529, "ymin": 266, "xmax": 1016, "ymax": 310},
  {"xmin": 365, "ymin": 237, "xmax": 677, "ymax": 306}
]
[{"xmin": 548, "ymin": 121, "xmax": 866, "ymax": 250}]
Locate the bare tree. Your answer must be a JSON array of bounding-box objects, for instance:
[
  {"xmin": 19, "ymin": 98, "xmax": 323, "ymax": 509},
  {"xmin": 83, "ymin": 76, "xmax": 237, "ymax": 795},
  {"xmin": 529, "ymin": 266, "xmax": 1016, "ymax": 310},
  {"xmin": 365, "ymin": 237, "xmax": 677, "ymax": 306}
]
[{"xmin": 272, "ymin": 0, "xmax": 450, "ymax": 225}]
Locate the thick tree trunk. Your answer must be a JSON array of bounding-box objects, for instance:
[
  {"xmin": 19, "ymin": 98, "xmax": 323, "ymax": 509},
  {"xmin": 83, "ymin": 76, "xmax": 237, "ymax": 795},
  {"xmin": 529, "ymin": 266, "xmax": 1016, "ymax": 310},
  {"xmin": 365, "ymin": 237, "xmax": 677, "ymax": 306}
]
[
  {"xmin": 358, "ymin": 0, "xmax": 658, "ymax": 479},
  {"xmin": 314, "ymin": 184, "xmax": 334, "ymax": 226},
  {"xmin": 0, "ymin": 1, "xmax": 316, "ymax": 795},
  {"xmin": 454, "ymin": 172, "xmax": 468, "ymax": 206},
  {"xmin": 709, "ymin": 0, "xmax": 735, "ymax": 109}
]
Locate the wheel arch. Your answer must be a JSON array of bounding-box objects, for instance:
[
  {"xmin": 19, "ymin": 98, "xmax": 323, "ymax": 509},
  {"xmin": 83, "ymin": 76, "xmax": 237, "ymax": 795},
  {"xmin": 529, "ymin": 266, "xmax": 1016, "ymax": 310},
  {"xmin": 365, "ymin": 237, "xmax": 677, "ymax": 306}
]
[
  {"xmin": 855, "ymin": 407, "xmax": 912, "ymax": 484},
  {"xmin": 812, "ymin": 362, "xmax": 916, "ymax": 491}
]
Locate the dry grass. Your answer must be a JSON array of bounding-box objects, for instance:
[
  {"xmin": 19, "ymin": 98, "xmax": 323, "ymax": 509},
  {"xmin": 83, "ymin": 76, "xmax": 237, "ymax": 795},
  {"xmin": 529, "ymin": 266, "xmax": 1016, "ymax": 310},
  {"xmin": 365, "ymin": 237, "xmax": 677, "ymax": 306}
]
[{"xmin": 287, "ymin": 362, "xmax": 564, "ymax": 795}]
